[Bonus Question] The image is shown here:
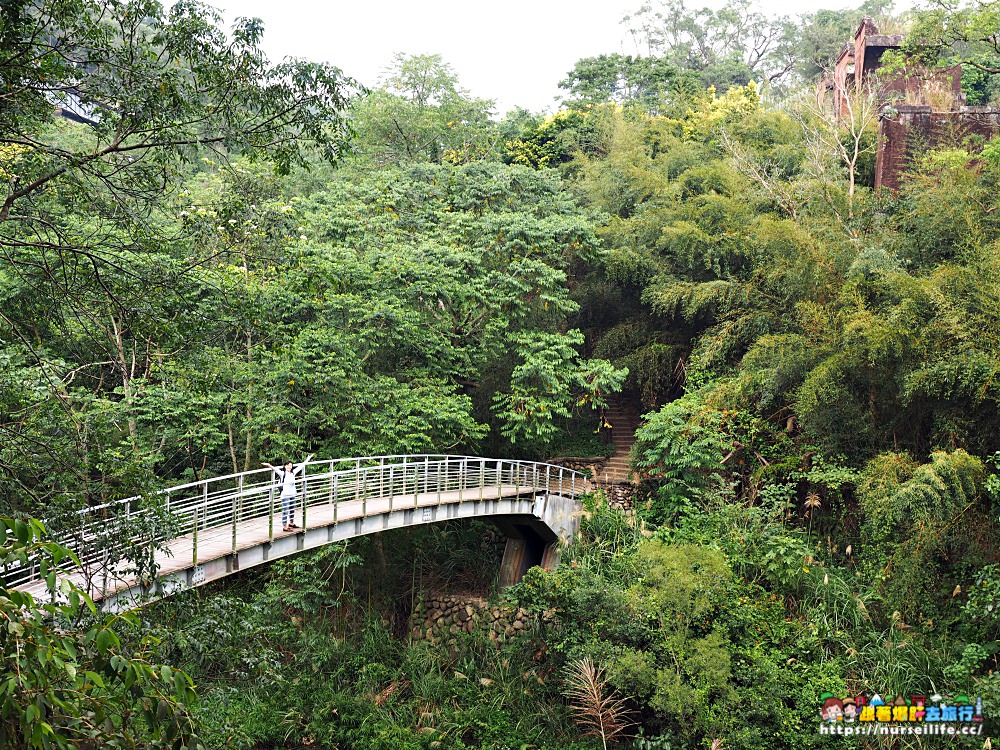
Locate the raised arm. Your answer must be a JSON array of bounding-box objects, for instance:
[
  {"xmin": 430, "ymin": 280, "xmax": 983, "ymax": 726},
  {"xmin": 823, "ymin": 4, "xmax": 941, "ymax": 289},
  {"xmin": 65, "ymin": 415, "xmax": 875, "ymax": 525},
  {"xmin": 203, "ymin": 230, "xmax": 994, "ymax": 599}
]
[
  {"xmin": 292, "ymin": 454, "xmax": 315, "ymax": 475},
  {"xmin": 261, "ymin": 461, "xmax": 283, "ymax": 479}
]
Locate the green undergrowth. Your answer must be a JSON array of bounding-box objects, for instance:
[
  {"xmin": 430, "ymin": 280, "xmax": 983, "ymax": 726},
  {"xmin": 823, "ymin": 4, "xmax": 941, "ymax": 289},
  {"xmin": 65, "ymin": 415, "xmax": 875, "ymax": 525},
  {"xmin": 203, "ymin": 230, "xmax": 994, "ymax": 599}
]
[
  {"xmin": 138, "ymin": 488, "xmax": 997, "ymax": 749},
  {"xmin": 545, "ymin": 415, "xmax": 616, "ymax": 460}
]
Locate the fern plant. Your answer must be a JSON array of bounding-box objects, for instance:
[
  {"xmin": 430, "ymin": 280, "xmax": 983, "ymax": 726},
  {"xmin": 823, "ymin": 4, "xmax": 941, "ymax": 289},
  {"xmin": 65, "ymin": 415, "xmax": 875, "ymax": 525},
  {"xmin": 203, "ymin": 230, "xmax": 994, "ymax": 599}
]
[{"xmin": 858, "ymin": 449, "xmax": 990, "ymax": 622}]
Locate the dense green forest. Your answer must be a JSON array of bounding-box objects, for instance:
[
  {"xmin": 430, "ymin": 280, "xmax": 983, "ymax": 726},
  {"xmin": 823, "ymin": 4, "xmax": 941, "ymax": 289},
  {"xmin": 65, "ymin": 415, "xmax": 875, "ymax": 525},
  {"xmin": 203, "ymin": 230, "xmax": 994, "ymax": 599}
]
[{"xmin": 2, "ymin": 0, "xmax": 999, "ymax": 748}]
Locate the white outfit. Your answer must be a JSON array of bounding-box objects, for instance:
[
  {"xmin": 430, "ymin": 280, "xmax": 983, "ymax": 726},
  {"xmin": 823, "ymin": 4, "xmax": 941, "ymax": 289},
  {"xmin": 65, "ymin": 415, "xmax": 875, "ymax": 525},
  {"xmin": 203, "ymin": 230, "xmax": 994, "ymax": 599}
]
[
  {"xmin": 272, "ymin": 460, "xmax": 308, "ymax": 526},
  {"xmin": 277, "ymin": 469, "xmax": 299, "ymax": 498}
]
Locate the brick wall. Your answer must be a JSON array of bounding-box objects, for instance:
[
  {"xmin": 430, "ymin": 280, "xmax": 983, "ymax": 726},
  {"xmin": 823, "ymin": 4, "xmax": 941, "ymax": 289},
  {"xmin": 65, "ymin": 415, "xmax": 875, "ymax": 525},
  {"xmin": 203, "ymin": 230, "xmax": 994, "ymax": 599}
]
[{"xmin": 876, "ymin": 106, "xmax": 1000, "ymax": 190}]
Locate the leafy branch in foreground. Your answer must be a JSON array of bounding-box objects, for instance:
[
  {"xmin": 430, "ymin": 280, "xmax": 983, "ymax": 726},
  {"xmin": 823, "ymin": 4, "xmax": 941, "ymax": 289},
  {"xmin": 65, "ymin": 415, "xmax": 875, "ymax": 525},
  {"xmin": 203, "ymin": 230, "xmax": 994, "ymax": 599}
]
[{"xmin": 0, "ymin": 516, "xmax": 203, "ymax": 750}]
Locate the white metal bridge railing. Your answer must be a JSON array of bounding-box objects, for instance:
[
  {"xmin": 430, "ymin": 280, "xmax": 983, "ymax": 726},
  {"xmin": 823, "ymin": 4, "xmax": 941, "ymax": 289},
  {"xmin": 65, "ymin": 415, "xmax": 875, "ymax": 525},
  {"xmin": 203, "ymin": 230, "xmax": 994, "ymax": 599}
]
[{"xmin": 6, "ymin": 455, "xmax": 587, "ymax": 592}]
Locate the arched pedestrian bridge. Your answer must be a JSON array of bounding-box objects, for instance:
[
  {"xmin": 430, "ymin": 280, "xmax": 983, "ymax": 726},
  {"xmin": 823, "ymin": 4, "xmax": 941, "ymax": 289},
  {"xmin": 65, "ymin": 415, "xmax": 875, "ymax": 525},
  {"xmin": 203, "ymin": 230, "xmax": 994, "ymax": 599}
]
[{"xmin": 9, "ymin": 456, "xmax": 588, "ymax": 611}]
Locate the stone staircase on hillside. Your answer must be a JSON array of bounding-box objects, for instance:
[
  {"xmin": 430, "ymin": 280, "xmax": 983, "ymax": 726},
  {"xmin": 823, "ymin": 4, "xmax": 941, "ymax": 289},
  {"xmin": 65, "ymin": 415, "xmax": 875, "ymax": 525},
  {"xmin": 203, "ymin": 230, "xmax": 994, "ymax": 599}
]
[{"xmin": 597, "ymin": 400, "xmax": 642, "ymax": 485}]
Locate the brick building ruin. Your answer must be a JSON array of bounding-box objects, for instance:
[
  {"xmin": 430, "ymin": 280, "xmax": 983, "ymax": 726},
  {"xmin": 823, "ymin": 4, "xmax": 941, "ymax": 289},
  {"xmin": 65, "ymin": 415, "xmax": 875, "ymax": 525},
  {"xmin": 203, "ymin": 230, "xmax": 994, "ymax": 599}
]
[
  {"xmin": 877, "ymin": 106, "xmax": 1000, "ymax": 190},
  {"xmin": 828, "ymin": 17, "xmax": 1000, "ymax": 190}
]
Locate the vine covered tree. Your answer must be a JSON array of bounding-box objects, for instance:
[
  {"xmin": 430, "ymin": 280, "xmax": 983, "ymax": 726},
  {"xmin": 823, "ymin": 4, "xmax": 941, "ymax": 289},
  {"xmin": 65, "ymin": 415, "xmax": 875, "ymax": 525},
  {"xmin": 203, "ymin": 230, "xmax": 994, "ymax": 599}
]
[{"xmin": 0, "ymin": 0, "xmax": 358, "ymax": 509}]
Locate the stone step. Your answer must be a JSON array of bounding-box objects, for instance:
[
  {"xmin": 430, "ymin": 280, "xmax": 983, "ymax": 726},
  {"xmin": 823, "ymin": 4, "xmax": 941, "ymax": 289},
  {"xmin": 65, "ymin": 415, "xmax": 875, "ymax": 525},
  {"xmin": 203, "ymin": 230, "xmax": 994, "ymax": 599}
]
[
  {"xmin": 597, "ymin": 397, "xmax": 643, "ymax": 486},
  {"xmin": 603, "ymin": 456, "xmax": 635, "ymax": 465}
]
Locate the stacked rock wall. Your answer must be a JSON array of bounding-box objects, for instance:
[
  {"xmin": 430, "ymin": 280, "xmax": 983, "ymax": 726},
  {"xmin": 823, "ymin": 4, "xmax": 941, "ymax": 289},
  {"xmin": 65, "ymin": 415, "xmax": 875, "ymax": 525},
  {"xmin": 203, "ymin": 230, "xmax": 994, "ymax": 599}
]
[
  {"xmin": 545, "ymin": 457, "xmax": 639, "ymax": 512},
  {"xmin": 409, "ymin": 593, "xmax": 549, "ymax": 646},
  {"xmin": 593, "ymin": 483, "xmax": 639, "ymax": 510}
]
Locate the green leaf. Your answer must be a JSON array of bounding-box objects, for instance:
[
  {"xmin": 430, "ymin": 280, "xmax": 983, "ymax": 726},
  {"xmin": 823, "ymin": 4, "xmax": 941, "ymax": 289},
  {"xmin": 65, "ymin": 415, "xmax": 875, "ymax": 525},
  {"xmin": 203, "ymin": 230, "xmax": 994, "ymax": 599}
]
[
  {"xmin": 95, "ymin": 629, "xmax": 112, "ymax": 655},
  {"xmin": 84, "ymin": 671, "xmax": 105, "ymax": 689}
]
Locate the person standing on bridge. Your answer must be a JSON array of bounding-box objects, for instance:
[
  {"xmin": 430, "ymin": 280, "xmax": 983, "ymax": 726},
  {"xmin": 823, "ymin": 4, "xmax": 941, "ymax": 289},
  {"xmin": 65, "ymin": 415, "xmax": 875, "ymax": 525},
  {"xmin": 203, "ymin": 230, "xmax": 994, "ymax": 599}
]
[{"xmin": 262, "ymin": 454, "xmax": 314, "ymax": 532}]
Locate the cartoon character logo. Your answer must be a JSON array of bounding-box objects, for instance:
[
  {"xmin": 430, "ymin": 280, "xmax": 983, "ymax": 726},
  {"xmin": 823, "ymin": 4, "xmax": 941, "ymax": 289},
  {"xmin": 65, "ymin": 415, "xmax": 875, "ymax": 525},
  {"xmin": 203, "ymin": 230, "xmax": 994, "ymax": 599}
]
[
  {"xmin": 842, "ymin": 697, "xmax": 857, "ymax": 722},
  {"xmin": 821, "ymin": 697, "xmax": 844, "ymax": 723}
]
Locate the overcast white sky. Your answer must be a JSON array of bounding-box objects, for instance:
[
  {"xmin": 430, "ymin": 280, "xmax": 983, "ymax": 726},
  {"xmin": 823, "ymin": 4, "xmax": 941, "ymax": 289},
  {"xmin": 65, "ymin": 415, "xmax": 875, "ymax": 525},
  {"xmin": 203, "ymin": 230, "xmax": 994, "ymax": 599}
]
[{"xmin": 213, "ymin": 0, "xmax": 900, "ymax": 114}]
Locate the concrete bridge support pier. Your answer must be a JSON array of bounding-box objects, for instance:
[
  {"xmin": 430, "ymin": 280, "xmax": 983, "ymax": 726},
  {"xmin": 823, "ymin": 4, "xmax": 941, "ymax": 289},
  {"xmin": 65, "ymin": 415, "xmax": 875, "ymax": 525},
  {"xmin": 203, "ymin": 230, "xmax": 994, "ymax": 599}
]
[
  {"xmin": 498, "ymin": 524, "xmax": 550, "ymax": 588},
  {"xmin": 496, "ymin": 492, "xmax": 581, "ymax": 588}
]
